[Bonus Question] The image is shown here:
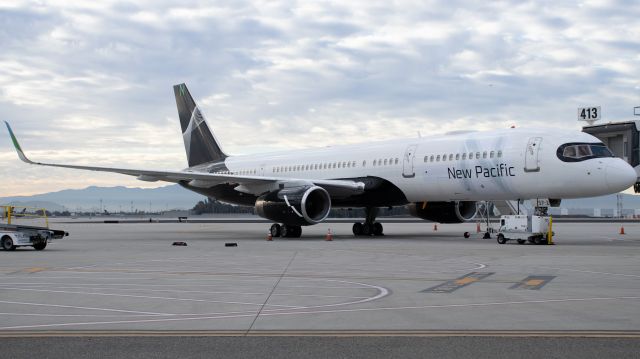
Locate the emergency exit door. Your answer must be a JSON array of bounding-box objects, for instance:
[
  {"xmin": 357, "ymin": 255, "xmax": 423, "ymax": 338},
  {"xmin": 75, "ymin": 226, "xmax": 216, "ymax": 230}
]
[
  {"xmin": 524, "ymin": 137, "xmax": 542, "ymax": 172},
  {"xmin": 402, "ymin": 144, "xmax": 417, "ymax": 178}
]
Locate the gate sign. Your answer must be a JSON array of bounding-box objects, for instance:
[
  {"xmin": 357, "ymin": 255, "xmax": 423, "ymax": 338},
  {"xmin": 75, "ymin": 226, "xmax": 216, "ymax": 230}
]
[{"xmin": 578, "ymin": 106, "xmax": 601, "ymax": 124}]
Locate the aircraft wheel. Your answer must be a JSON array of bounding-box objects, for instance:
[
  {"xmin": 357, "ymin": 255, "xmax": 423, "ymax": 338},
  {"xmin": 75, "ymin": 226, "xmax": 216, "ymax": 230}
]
[
  {"xmin": 270, "ymin": 224, "xmax": 282, "ymax": 238},
  {"xmin": 352, "ymin": 222, "xmax": 363, "ymax": 236},
  {"xmin": 281, "ymin": 225, "xmax": 290, "ymax": 238},
  {"xmin": 1, "ymin": 236, "xmax": 16, "ymax": 251},
  {"xmin": 497, "ymin": 234, "xmax": 506, "ymax": 244},
  {"xmin": 373, "ymin": 222, "xmax": 384, "ymax": 236},
  {"xmin": 362, "ymin": 223, "xmax": 372, "ymax": 236}
]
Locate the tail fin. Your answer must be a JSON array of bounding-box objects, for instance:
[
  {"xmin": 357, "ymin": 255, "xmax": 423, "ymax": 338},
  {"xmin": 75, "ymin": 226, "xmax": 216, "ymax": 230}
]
[{"xmin": 173, "ymin": 83, "xmax": 228, "ymax": 167}]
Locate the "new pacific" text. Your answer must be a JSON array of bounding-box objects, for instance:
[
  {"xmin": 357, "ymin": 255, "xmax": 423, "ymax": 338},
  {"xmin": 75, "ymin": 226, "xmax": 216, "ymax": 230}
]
[{"xmin": 448, "ymin": 164, "xmax": 515, "ymax": 179}]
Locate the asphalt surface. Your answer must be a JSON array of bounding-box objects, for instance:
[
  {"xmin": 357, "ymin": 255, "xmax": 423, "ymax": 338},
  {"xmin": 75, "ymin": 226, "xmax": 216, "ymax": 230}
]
[
  {"xmin": 1, "ymin": 336, "xmax": 639, "ymax": 359},
  {"xmin": 0, "ymin": 219, "xmax": 639, "ymax": 357}
]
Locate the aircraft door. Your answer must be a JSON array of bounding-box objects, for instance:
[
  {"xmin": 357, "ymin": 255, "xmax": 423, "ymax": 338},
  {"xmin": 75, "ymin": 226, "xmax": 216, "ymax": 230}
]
[
  {"xmin": 524, "ymin": 137, "xmax": 542, "ymax": 172},
  {"xmin": 402, "ymin": 144, "xmax": 418, "ymax": 178}
]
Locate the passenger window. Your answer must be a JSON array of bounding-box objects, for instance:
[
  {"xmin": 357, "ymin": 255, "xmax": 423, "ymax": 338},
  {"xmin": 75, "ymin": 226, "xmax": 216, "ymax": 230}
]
[
  {"xmin": 449, "ymin": 154, "xmax": 453, "ymax": 161},
  {"xmin": 482, "ymin": 151, "xmax": 487, "ymax": 159},
  {"xmin": 384, "ymin": 159, "xmax": 388, "ymax": 165},
  {"xmin": 373, "ymin": 160, "xmax": 377, "ymax": 166},
  {"xmin": 475, "ymin": 152, "xmax": 480, "ymax": 159},
  {"xmin": 352, "ymin": 161, "xmax": 356, "ymax": 167},
  {"xmin": 462, "ymin": 153, "xmax": 466, "ymax": 160},
  {"xmin": 343, "ymin": 161, "xmax": 347, "ymax": 168},
  {"xmin": 497, "ymin": 151, "xmax": 502, "ymax": 158},
  {"xmin": 395, "ymin": 158, "xmax": 398, "ymax": 164},
  {"xmin": 430, "ymin": 155, "xmax": 434, "ymax": 162},
  {"xmin": 490, "ymin": 151, "xmax": 495, "ymax": 158},
  {"xmin": 442, "ymin": 154, "xmax": 447, "ymax": 162},
  {"xmin": 455, "ymin": 153, "xmax": 460, "ymax": 160},
  {"xmin": 362, "ymin": 160, "xmax": 366, "ymax": 167},
  {"xmin": 436, "ymin": 155, "xmax": 440, "ymax": 162}
]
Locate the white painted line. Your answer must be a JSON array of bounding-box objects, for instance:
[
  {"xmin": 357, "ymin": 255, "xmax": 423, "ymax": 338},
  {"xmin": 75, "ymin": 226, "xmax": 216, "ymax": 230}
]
[
  {"xmin": 547, "ymin": 268, "xmax": 640, "ymax": 278},
  {"xmin": 0, "ymin": 285, "xmax": 370, "ymax": 300},
  {"xmin": 0, "ymin": 313, "xmax": 156, "ymax": 318},
  {"xmin": 0, "ymin": 296, "xmax": 638, "ymax": 330},
  {"xmin": 0, "ymin": 300, "xmax": 167, "ymax": 316},
  {"xmin": 0, "ymin": 287, "xmax": 303, "ymax": 309}
]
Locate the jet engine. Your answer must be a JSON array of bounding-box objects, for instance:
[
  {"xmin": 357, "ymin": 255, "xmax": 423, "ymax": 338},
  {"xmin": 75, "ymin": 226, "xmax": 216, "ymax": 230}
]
[
  {"xmin": 408, "ymin": 201, "xmax": 477, "ymax": 223},
  {"xmin": 255, "ymin": 186, "xmax": 331, "ymax": 226}
]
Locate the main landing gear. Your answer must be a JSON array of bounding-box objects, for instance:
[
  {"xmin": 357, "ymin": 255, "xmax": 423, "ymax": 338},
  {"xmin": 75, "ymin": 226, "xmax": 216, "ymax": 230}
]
[
  {"xmin": 270, "ymin": 223, "xmax": 302, "ymax": 238},
  {"xmin": 352, "ymin": 207, "xmax": 384, "ymax": 236}
]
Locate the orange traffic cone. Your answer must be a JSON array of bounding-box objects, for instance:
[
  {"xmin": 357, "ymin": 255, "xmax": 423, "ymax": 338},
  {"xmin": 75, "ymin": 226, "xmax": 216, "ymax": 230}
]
[
  {"xmin": 325, "ymin": 229, "xmax": 333, "ymax": 241},
  {"xmin": 620, "ymin": 226, "xmax": 626, "ymax": 235},
  {"xmin": 267, "ymin": 231, "xmax": 273, "ymax": 241},
  {"xmin": 433, "ymin": 223, "xmax": 438, "ymax": 231},
  {"xmin": 476, "ymin": 222, "xmax": 481, "ymax": 233}
]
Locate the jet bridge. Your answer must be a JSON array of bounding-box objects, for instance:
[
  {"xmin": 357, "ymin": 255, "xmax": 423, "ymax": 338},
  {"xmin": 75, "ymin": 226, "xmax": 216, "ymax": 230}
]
[{"xmin": 582, "ymin": 120, "xmax": 640, "ymax": 192}]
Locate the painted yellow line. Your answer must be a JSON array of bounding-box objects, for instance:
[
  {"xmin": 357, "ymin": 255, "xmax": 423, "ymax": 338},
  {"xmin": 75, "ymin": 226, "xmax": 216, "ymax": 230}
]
[
  {"xmin": 525, "ymin": 279, "xmax": 545, "ymax": 287},
  {"xmin": 454, "ymin": 277, "xmax": 478, "ymax": 285},
  {"xmin": 24, "ymin": 267, "xmax": 47, "ymax": 274},
  {"xmin": 0, "ymin": 330, "xmax": 639, "ymax": 338}
]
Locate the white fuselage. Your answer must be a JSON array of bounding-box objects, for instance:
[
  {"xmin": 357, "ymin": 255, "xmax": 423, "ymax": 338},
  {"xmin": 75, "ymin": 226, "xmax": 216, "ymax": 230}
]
[{"xmin": 220, "ymin": 127, "xmax": 636, "ymax": 202}]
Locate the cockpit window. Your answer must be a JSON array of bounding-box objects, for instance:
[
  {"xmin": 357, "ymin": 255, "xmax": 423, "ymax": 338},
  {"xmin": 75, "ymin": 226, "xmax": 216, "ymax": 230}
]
[{"xmin": 557, "ymin": 143, "xmax": 614, "ymax": 162}]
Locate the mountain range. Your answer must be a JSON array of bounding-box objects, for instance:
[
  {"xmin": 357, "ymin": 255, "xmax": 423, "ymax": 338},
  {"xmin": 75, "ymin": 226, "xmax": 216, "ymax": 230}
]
[{"xmin": 0, "ymin": 185, "xmax": 204, "ymax": 212}]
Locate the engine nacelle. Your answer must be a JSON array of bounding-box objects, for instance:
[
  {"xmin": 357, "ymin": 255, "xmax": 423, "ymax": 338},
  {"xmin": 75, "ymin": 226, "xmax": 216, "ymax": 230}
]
[
  {"xmin": 408, "ymin": 201, "xmax": 477, "ymax": 223},
  {"xmin": 255, "ymin": 186, "xmax": 331, "ymax": 226}
]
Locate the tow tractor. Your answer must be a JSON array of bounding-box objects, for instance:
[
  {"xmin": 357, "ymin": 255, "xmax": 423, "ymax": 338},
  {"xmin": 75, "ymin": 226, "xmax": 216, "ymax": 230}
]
[{"xmin": 0, "ymin": 206, "xmax": 68, "ymax": 251}]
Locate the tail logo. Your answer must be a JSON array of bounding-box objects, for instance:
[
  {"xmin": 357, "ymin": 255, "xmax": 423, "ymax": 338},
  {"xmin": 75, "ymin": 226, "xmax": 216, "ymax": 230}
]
[{"xmin": 179, "ymin": 84, "xmax": 186, "ymax": 97}]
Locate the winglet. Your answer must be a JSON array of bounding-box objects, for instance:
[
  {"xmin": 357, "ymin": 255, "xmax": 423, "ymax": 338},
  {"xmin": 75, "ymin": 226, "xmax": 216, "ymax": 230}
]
[{"xmin": 4, "ymin": 121, "xmax": 34, "ymax": 164}]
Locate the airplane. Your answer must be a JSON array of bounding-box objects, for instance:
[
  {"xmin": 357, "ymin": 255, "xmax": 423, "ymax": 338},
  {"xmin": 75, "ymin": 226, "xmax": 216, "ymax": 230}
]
[{"xmin": 4, "ymin": 83, "xmax": 637, "ymax": 238}]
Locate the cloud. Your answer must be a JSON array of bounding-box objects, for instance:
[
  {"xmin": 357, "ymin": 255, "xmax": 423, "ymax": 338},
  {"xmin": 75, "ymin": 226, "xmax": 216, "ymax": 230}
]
[{"xmin": 1, "ymin": 0, "xmax": 639, "ymax": 195}]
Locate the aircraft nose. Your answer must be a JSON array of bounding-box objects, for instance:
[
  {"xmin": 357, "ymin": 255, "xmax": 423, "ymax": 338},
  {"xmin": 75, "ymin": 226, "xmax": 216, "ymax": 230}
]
[{"xmin": 605, "ymin": 160, "xmax": 637, "ymax": 192}]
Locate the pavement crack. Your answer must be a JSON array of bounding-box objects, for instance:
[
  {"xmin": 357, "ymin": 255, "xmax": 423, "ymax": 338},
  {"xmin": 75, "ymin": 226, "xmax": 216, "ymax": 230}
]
[{"xmin": 245, "ymin": 251, "xmax": 298, "ymax": 335}]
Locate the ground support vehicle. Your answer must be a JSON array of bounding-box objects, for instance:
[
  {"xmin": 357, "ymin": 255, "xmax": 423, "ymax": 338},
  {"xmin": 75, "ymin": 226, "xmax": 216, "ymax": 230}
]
[
  {"xmin": 496, "ymin": 214, "xmax": 553, "ymax": 245},
  {"xmin": 0, "ymin": 206, "xmax": 68, "ymax": 251}
]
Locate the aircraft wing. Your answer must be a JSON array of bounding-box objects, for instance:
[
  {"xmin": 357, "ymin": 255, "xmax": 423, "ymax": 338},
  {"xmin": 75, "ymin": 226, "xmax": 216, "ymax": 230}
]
[{"xmin": 4, "ymin": 121, "xmax": 365, "ymax": 196}]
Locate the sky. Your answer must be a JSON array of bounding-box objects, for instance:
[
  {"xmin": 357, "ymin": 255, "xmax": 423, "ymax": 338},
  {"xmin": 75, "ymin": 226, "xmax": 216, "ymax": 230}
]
[{"xmin": 0, "ymin": 0, "xmax": 639, "ymax": 196}]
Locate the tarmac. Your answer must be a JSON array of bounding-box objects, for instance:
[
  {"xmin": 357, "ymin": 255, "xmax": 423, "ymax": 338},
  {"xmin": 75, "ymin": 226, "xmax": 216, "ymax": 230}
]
[{"xmin": 0, "ymin": 219, "xmax": 639, "ymax": 357}]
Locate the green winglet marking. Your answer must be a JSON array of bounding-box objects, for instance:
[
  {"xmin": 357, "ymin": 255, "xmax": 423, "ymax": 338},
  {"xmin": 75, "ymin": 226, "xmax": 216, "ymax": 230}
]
[
  {"xmin": 4, "ymin": 121, "xmax": 23, "ymax": 153},
  {"xmin": 180, "ymin": 84, "xmax": 186, "ymax": 97}
]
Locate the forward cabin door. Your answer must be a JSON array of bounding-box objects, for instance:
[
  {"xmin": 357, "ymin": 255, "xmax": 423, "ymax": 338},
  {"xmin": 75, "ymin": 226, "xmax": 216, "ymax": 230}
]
[
  {"xmin": 402, "ymin": 144, "xmax": 418, "ymax": 178},
  {"xmin": 524, "ymin": 137, "xmax": 542, "ymax": 172}
]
